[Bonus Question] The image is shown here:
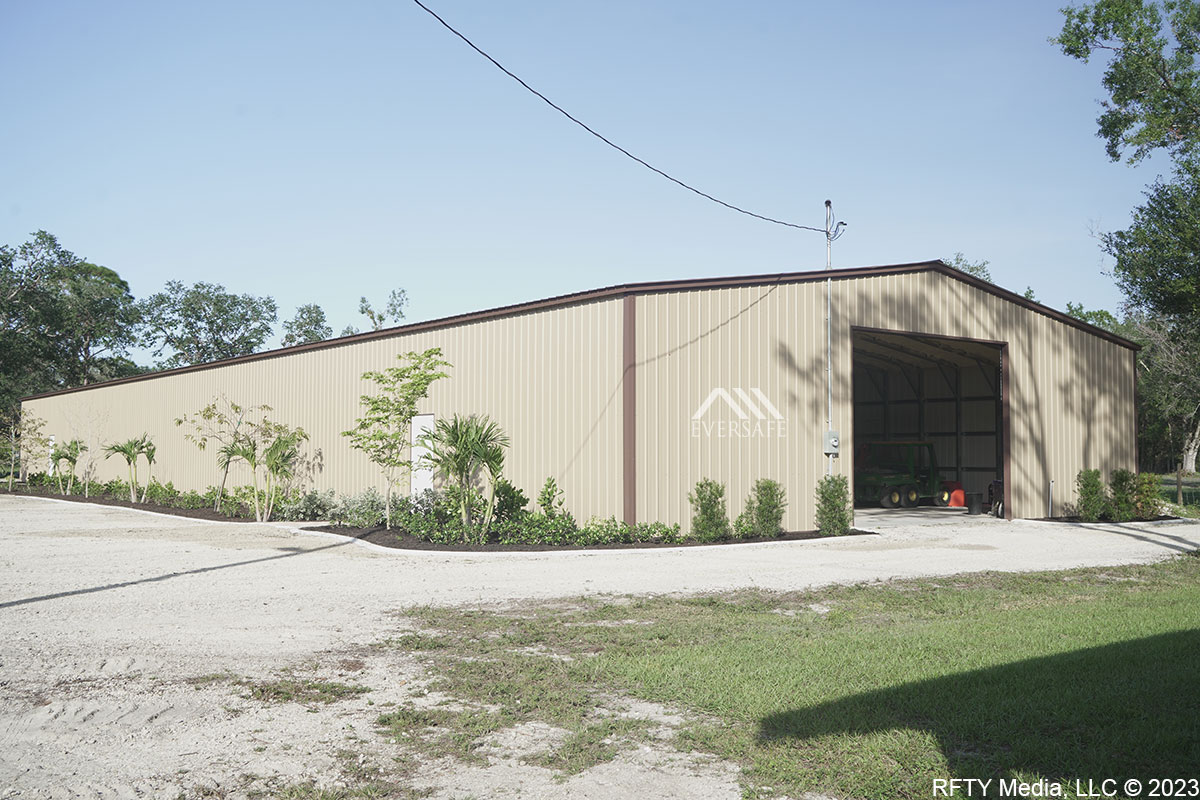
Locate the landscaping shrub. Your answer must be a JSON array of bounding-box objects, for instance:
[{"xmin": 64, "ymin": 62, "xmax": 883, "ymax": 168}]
[
  {"xmin": 100, "ymin": 478, "xmax": 130, "ymax": 500},
  {"xmin": 689, "ymin": 478, "xmax": 732, "ymax": 542},
  {"xmin": 1076, "ymin": 469, "xmax": 1108, "ymax": 522},
  {"xmin": 1109, "ymin": 468, "xmax": 1137, "ymax": 522},
  {"xmin": 815, "ymin": 474, "xmax": 851, "ymax": 536},
  {"xmin": 277, "ymin": 489, "xmax": 336, "ymax": 521},
  {"xmin": 493, "ymin": 477, "xmax": 529, "ymax": 522},
  {"xmin": 1134, "ymin": 472, "xmax": 1164, "ymax": 520},
  {"xmin": 537, "ymin": 477, "xmax": 567, "ymax": 517},
  {"xmin": 401, "ymin": 489, "xmax": 473, "ymax": 545},
  {"xmin": 734, "ymin": 479, "xmax": 788, "ymax": 539},
  {"xmin": 200, "ymin": 485, "xmax": 249, "ymax": 517},
  {"xmin": 142, "ymin": 480, "xmax": 180, "ymax": 507},
  {"xmin": 495, "ymin": 512, "xmax": 578, "ymax": 546},
  {"xmin": 493, "ymin": 514, "xmax": 681, "ymax": 547},
  {"xmin": 329, "ymin": 488, "xmax": 386, "ymax": 528},
  {"xmin": 177, "ymin": 489, "xmax": 207, "ymax": 510}
]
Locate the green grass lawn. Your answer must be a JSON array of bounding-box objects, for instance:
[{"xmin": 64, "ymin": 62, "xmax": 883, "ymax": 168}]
[{"xmin": 390, "ymin": 554, "xmax": 1200, "ymax": 800}]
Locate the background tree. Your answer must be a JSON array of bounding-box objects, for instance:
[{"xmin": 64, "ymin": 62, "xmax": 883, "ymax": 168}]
[
  {"xmin": 1056, "ymin": 0, "xmax": 1200, "ymax": 166},
  {"xmin": 341, "ymin": 288, "xmax": 408, "ymax": 336},
  {"xmin": 139, "ymin": 280, "xmax": 277, "ymax": 368},
  {"xmin": 55, "ymin": 262, "xmax": 143, "ymax": 386},
  {"xmin": 1057, "ymin": 1, "xmax": 1200, "ymax": 470},
  {"xmin": 281, "ymin": 303, "xmax": 332, "ymax": 347},
  {"xmin": 1101, "ymin": 165, "xmax": 1200, "ymax": 319},
  {"xmin": 0, "ymin": 231, "xmax": 142, "ymax": 423},
  {"xmin": 1131, "ymin": 315, "xmax": 1200, "ymax": 471},
  {"xmin": 342, "ymin": 348, "xmax": 450, "ymax": 529},
  {"xmin": 1065, "ymin": 301, "xmax": 1121, "ymax": 331},
  {"xmin": 944, "ymin": 252, "xmax": 993, "ymax": 282}
]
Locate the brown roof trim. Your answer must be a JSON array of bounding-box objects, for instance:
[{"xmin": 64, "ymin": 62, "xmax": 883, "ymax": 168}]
[{"xmin": 21, "ymin": 260, "xmax": 1138, "ymax": 402}]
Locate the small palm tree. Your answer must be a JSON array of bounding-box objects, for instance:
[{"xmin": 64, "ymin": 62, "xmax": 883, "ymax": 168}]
[
  {"xmin": 52, "ymin": 439, "xmax": 87, "ymax": 495},
  {"xmin": 104, "ymin": 435, "xmax": 147, "ymax": 502},
  {"xmin": 228, "ymin": 438, "xmax": 262, "ymax": 521},
  {"xmin": 139, "ymin": 438, "xmax": 157, "ymax": 503},
  {"xmin": 420, "ymin": 414, "xmax": 509, "ymax": 543},
  {"xmin": 262, "ymin": 429, "xmax": 307, "ymax": 521}
]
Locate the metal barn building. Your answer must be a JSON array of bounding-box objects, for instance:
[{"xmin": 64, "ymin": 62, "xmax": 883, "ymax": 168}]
[{"xmin": 22, "ymin": 261, "xmax": 1138, "ymax": 530}]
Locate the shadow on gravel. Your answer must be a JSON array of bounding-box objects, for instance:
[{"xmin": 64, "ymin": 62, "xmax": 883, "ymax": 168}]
[
  {"xmin": 759, "ymin": 630, "xmax": 1200, "ymax": 784},
  {"xmin": 0, "ymin": 540, "xmax": 351, "ymax": 610}
]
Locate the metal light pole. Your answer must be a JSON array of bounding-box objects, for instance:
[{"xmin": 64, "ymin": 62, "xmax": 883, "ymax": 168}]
[{"xmin": 824, "ymin": 200, "xmax": 847, "ymax": 476}]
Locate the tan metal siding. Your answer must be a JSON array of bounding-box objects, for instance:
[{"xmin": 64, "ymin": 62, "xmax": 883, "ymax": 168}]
[
  {"xmin": 636, "ymin": 270, "xmax": 1135, "ymax": 531},
  {"xmin": 24, "ymin": 298, "xmax": 626, "ymax": 522}
]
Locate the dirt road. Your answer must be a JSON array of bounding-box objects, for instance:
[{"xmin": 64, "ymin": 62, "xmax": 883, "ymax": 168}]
[{"xmin": 2, "ymin": 496, "xmax": 1196, "ymax": 798}]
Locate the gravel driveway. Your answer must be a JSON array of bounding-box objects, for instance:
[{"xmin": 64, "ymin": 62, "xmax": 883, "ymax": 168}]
[{"xmin": 2, "ymin": 495, "xmax": 1197, "ymax": 799}]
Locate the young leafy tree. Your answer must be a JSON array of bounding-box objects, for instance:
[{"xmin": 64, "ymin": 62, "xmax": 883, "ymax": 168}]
[
  {"xmin": 281, "ymin": 303, "xmax": 333, "ymax": 347},
  {"xmin": 104, "ymin": 437, "xmax": 145, "ymax": 502},
  {"xmin": 5, "ymin": 409, "xmax": 48, "ymax": 489},
  {"xmin": 139, "ymin": 280, "xmax": 277, "ymax": 368},
  {"xmin": 176, "ymin": 396, "xmax": 272, "ymax": 510},
  {"xmin": 342, "ymin": 348, "xmax": 450, "ymax": 529}
]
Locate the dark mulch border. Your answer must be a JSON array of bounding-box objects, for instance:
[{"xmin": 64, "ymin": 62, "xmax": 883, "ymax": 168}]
[
  {"xmin": 312, "ymin": 525, "xmax": 876, "ymax": 552},
  {"xmin": 1029, "ymin": 514, "xmax": 1179, "ymax": 523},
  {"xmin": 1, "ymin": 487, "xmax": 259, "ymax": 523},
  {"xmin": 3, "ymin": 486, "xmax": 875, "ymax": 550}
]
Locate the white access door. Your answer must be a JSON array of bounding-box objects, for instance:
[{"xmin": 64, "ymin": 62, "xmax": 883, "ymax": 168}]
[{"xmin": 410, "ymin": 414, "xmax": 436, "ymax": 495}]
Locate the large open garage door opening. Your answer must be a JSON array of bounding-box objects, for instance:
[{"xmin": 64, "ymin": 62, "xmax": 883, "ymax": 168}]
[{"xmin": 851, "ymin": 328, "xmax": 1005, "ymax": 515}]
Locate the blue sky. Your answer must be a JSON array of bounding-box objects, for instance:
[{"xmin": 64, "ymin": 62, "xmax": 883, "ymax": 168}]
[{"xmin": 0, "ymin": 0, "xmax": 1170, "ymax": 352}]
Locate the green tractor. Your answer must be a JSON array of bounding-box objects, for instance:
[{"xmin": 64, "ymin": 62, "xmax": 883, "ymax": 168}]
[{"xmin": 854, "ymin": 440, "xmax": 951, "ymax": 509}]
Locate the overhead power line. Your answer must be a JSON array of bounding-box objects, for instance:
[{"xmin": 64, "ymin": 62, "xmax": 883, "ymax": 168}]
[{"xmin": 410, "ymin": 0, "xmax": 824, "ymax": 233}]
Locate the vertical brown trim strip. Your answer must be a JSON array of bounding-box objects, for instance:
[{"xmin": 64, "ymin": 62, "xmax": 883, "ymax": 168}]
[
  {"xmin": 622, "ymin": 294, "xmax": 637, "ymax": 526},
  {"xmin": 1001, "ymin": 343, "xmax": 1012, "ymax": 519},
  {"xmin": 1132, "ymin": 347, "xmax": 1140, "ymax": 472}
]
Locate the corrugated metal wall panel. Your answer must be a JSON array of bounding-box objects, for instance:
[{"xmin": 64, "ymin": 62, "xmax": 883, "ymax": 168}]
[
  {"xmin": 634, "ymin": 270, "xmax": 1134, "ymax": 530},
  {"xmin": 24, "ymin": 297, "xmax": 626, "ymax": 522}
]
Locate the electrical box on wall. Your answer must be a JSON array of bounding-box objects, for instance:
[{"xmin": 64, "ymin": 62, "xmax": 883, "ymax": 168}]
[{"xmin": 823, "ymin": 430, "xmax": 841, "ymax": 456}]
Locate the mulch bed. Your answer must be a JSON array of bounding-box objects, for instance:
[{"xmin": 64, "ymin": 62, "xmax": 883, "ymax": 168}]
[
  {"xmin": 3, "ymin": 486, "xmax": 875, "ymax": 549},
  {"xmin": 1029, "ymin": 514, "xmax": 1178, "ymax": 523},
  {"xmin": 1, "ymin": 487, "xmax": 259, "ymax": 523},
  {"xmin": 311, "ymin": 525, "xmax": 877, "ymax": 552}
]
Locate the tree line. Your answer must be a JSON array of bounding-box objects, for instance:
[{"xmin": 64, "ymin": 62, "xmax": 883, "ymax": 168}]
[
  {"xmin": 0, "ymin": 229, "xmax": 407, "ymax": 426},
  {"xmin": 946, "ymin": 1, "xmax": 1200, "ymax": 474}
]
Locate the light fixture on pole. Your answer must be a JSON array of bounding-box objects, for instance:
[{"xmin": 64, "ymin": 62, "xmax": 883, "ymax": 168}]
[{"xmin": 824, "ymin": 200, "xmax": 848, "ymax": 476}]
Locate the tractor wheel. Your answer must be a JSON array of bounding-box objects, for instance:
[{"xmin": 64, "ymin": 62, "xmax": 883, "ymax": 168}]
[
  {"xmin": 935, "ymin": 487, "xmax": 951, "ymax": 507},
  {"xmin": 880, "ymin": 487, "xmax": 901, "ymax": 509},
  {"xmin": 901, "ymin": 484, "xmax": 920, "ymax": 508}
]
